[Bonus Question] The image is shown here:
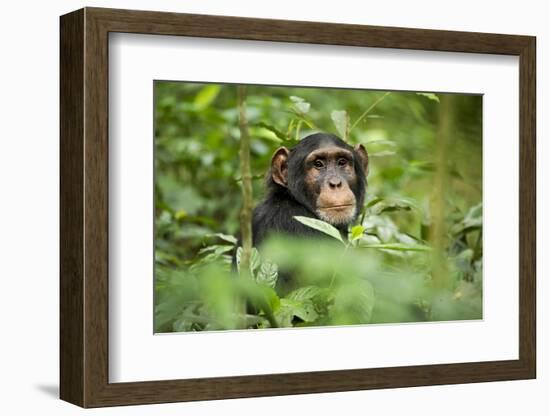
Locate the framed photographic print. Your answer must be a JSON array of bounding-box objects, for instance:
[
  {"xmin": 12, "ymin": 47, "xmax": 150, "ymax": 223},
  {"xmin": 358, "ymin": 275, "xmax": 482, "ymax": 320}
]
[{"xmin": 60, "ymin": 7, "xmax": 536, "ymax": 408}]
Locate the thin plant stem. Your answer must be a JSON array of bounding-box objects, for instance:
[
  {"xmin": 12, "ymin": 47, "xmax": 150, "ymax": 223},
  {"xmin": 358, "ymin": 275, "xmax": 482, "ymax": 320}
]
[
  {"xmin": 237, "ymin": 85, "xmax": 253, "ymax": 274},
  {"xmin": 350, "ymin": 91, "xmax": 391, "ymax": 133}
]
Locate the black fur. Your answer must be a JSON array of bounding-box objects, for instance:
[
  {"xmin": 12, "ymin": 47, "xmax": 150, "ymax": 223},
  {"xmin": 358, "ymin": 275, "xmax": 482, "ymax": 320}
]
[{"xmin": 252, "ymin": 133, "xmax": 367, "ymax": 247}]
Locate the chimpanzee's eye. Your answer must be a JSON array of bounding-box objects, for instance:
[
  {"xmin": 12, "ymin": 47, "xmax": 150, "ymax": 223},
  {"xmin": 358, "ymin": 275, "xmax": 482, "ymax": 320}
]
[
  {"xmin": 337, "ymin": 158, "xmax": 348, "ymax": 167},
  {"xmin": 313, "ymin": 159, "xmax": 325, "ymax": 169}
]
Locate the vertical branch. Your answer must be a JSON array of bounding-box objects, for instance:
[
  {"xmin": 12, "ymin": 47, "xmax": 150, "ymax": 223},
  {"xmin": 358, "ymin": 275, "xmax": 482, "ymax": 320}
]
[
  {"xmin": 344, "ymin": 111, "xmax": 350, "ymax": 142},
  {"xmin": 430, "ymin": 94, "xmax": 454, "ymax": 289},
  {"xmin": 238, "ymin": 85, "xmax": 253, "ymax": 275}
]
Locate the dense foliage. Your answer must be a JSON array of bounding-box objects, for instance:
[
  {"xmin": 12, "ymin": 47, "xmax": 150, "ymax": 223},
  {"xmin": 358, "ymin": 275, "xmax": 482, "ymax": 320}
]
[{"xmin": 154, "ymin": 81, "xmax": 482, "ymax": 332}]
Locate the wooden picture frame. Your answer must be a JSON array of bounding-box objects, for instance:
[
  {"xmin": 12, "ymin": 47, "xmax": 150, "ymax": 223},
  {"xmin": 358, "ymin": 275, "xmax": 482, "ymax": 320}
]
[{"xmin": 60, "ymin": 7, "xmax": 536, "ymax": 408}]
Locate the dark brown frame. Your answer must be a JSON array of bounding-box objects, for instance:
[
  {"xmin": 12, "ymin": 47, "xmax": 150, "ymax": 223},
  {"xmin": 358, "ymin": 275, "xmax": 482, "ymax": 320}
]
[{"xmin": 60, "ymin": 7, "xmax": 536, "ymax": 408}]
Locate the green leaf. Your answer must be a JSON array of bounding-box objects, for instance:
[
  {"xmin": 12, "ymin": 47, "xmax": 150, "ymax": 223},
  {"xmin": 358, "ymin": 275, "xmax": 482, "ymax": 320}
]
[
  {"xmin": 256, "ymin": 261, "xmax": 278, "ymax": 288},
  {"xmin": 238, "ymin": 281, "xmax": 280, "ymax": 327},
  {"xmin": 289, "ymin": 109, "xmax": 316, "ymax": 129},
  {"xmin": 409, "ymin": 160, "xmax": 436, "ymax": 172},
  {"xmin": 286, "ymin": 119, "xmax": 295, "ymax": 138},
  {"xmin": 359, "ymin": 243, "xmax": 431, "ymax": 252},
  {"xmin": 249, "ymin": 248, "xmax": 261, "ymax": 274},
  {"xmin": 194, "ymin": 85, "xmax": 221, "ymax": 110},
  {"xmin": 280, "ymin": 299, "xmax": 319, "ymax": 323},
  {"xmin": 276, "ymin": 288, "xmax": 323, "ymax": 326},
  {"xmin": 365, "ymin": 196, "xmax": 383, "ymax": 208},
  {"xmin": 295, "ymin": 102, "xmax": 310, "ymax": 114},
  {"xmin": 330, "ymin": 280, "xmax": 375, "ymax": 325},
  {"xmin": 253, "ymin": 127, "xmax": 284, "ymax": 143},
  {"xmin": 416, "ymin": 92, "xmax": 440, "ymax": 103},
  {"xmin": 369, "ymin": 197, "xmax": 417, "ymax": 215},
  {"xmin": 290, "ymin": 95, "xmax": 310, "ymax": 113},
  {"xmin": 256, "ymin": 122, "xmax": 288, "ymax": 141},
  {"xmin": 198, "ymin": 245, "xmax": 234, "ymax": 256},
  {"xmin": 249, "ymin": 285, "xmax": 280, "ymax": 313},
  {"xmin": 331, "ymin": 110, "xmax": 349, "ymax": 140},
  {"xmin": 351, "ymin": 225, "xmax": 366, "ymax": 241},
  {"xmin": 262, "ymin": 287, "xmax": 281, "ymax": 315},
  {"xmin": 294, "ymin": 120, "xmax": 303, "ymax": 141},
  {"xmin": 287, "ymin": 286, "xmax": 324, "ymax": 302},
  {"xmin": 174, "ymin": 210, "xmax": 187, "ymax": 220},
  {"xmin": 235, "ymin": 247, "xmax": 259, "ymax": 274},
  {"xmin": 235, "ymin": 247, "xmax": 242, "ymax": 273},
  {"xmin": 293, "ymin": 216, "xmax": 344, "ymax": 243},
  {"xmin": 451, "ymin": 203, "xmax": 482, "ymax": 234},
  {"xmin": 207, "ymin": 233, "xmax": 237, "ymax": 245}
]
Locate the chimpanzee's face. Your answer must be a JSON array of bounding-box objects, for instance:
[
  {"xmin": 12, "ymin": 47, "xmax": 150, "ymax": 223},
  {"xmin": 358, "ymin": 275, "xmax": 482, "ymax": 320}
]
[
  {"xmin": 303, "ymin": 144, "xmax": 360, "ymax": 225},
  {"xmin": 270, "ymin": 134, "xmax": 369, "ymax": 227}
]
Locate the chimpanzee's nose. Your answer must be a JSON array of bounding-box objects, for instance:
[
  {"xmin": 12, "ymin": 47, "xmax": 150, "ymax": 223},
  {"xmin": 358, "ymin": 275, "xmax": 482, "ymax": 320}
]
[{"xmin": 328, "ymin": 177, "xmax": 342, "ymax": 188}]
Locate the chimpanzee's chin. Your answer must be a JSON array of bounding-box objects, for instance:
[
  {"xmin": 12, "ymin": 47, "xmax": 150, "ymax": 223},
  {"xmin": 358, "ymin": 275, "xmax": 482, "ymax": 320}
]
[{"xmin": 316, "ymin": 205, "xmax": 356, "ymax": 226}]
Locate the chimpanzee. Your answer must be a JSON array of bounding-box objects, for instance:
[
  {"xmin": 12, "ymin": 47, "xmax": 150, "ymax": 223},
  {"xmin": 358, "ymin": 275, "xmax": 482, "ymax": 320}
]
[{"xmin": 252, "ymin": 132, "xmax": 369, "ymax": 246}]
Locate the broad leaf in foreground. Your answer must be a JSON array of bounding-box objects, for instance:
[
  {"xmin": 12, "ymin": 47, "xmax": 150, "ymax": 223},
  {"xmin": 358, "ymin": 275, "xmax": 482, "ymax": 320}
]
[{"xmin": 293, "ymin": 216, "xmax": 344, "ymax": 243}]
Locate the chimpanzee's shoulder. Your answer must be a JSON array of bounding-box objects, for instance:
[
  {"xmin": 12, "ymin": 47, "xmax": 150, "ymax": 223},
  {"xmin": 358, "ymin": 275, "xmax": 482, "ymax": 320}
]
[
  {"xmin": 252, "ymin": 192, "xmax": 317, "ymax": 244},
  {"xmin": 253, "ymin": 193, "xmax": 308, "ymax": 222}
]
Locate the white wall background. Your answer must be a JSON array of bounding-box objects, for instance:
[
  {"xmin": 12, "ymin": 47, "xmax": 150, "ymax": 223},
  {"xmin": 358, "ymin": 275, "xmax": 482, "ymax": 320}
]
[{"xmin": 0, "ymin": 0, "xmax": 545, "ymax": 414}]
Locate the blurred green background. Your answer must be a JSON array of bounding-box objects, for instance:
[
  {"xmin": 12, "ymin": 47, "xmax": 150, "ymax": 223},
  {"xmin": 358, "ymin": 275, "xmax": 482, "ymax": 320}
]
[{"xmin": 154, "ymin": 81, "xmax": 483, "ymax": 333}]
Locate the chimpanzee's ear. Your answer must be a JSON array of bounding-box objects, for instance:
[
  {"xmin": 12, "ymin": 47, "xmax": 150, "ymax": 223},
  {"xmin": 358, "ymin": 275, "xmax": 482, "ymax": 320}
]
[
  {"xmin": 271, "ymin": 147, "xmax": 290, "ymax": 187},
  {"xmin": 354, "ymin": 143, "xmax": 369, "ymax": 176}
]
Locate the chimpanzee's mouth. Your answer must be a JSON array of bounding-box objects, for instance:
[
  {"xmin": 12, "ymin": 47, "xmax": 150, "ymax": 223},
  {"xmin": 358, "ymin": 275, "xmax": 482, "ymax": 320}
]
[
  {"xmin": 316, "ymin": 204, "xmax": 356, "ymax": 225},
  {"xmin": 319, "ymin": 204, "xmax": 354, "ymax": 210}
]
